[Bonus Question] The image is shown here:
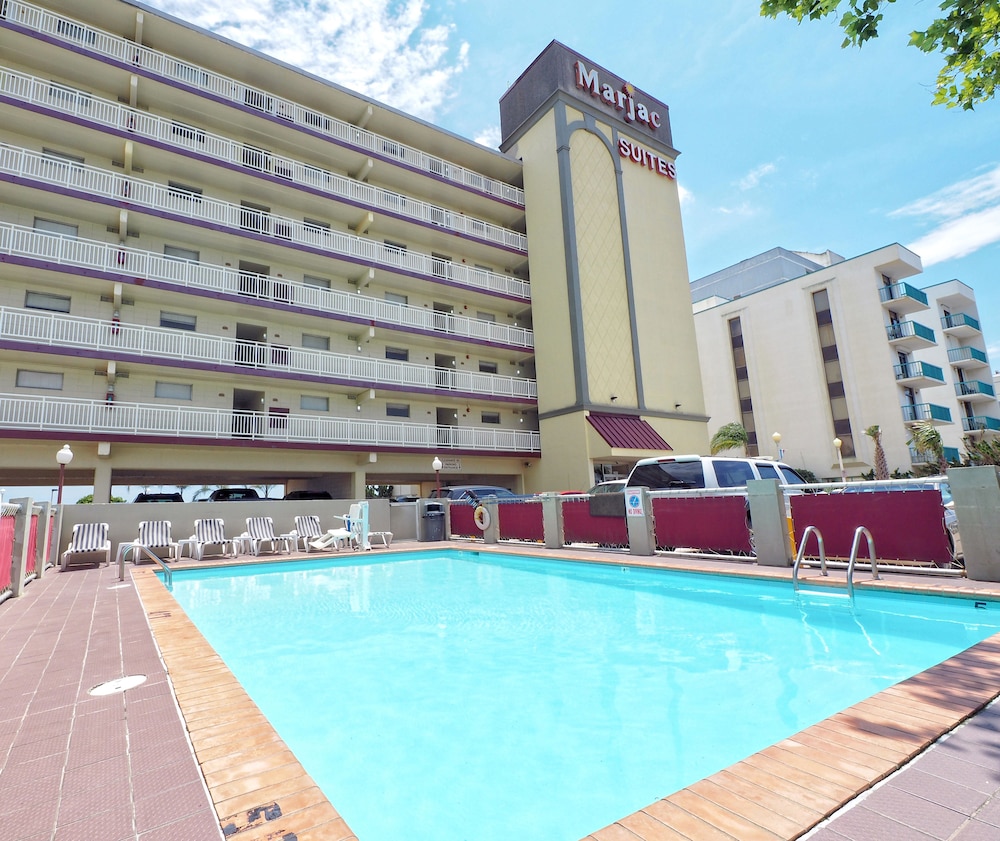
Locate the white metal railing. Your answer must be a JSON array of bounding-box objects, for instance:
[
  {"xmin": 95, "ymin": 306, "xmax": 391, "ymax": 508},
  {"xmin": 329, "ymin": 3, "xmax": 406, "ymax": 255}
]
[
  {"xmin": 0, "ymin": 393, "xmax": 542, "ymax": 452},
  {"xmin": 0, "ymin": 222, "xmax": 534, "ymax": 349},
  {"xmin": 1, "ymin": 306, "xmax": 538, "ymax": 400},
  {"xmin": 0, "ymin": 143, "xmax": 531, "ymax": 300},
  {"xmin": 0, "ymin": 0, "xmax": 525, "ymax": 206},
  {"xmin": 0, "ymin": 65, "xmax": 526, "ymax": 253}
]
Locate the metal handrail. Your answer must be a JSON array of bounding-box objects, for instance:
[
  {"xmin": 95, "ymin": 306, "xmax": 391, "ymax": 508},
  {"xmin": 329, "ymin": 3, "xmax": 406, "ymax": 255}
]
[
  {"xmin": 846, "ymin": 526, "xmax": 880, "ymax": 601},
  {"xmin": 116, "ymin": 541, "xmax": 172, "ymax": 589},
  {"xmin": 792, "ymin": 525, "xmax": 827, "ymax": 591}
]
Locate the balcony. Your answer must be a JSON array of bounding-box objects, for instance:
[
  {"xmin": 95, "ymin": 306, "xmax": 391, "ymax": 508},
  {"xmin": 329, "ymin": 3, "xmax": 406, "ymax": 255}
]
[
  {"xmin": 947, "ymin": 346, "xmax": 989, "ymax": 369},
  {"xmin": 885, "ymin": 320, "xmax": 935, "ymax": 350},
  {"xmin": 0, "ymin": 0, "xmax": 525, "ymax": 207},
  {"xmin": 901, "ymin": 403, "xmax": 952, "ymax": 424},
  {"xmin": 962, "ymin": 416, "xmax": 1000, "ymax": 433},
  {"xmin": 893, "ymin": 360, "xmax": 945, "ymax": 388},
  {"xmin": 0, "ymin": 307, "xmax": 538, "ymax": 402},
  {"xmin": 0, "ymin": 222, "xmax": 534, "ymax": 350},
  {"xmin": 879, "ymin": 281, "xmax": 929, "ymax": 314},
  {"xmin": 0, "ymin": 145, "xmax": 532, "ymax": 301},
  {"xmin": 955, "ymin": 380, "xmax": 996, "ymax": 402},
  {"xmin": 0, "ymin": 65, "xmax": 527, "ymax": 254},
  {"xmin": 0, "ymin": 393, "xmax": 541, "ymax": 452},
  {"xmin": 941, "ymin": 312, "xmax": 981, "ymax": 338},
  {"xmin": 909, "ymin": 446, "xmax": 961, "ymax": 465}
]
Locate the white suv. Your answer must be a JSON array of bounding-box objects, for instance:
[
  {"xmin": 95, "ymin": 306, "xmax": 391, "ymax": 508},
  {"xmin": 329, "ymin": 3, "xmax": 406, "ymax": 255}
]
[{"xmin": 626, "ymin": 455, "xmax": 808, "ymax": 491}]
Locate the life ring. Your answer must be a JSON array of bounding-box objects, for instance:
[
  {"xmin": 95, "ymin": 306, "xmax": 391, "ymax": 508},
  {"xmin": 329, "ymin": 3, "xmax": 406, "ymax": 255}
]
[{"xmin": 473, "ymin": 504, "xmax": 490, "ymax": 531}]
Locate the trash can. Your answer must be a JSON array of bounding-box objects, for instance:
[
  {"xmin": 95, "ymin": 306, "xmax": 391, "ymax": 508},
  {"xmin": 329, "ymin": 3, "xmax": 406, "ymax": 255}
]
[{"xmin": 421, "ymin": 501, "xmax": 446, "ymax": 542}]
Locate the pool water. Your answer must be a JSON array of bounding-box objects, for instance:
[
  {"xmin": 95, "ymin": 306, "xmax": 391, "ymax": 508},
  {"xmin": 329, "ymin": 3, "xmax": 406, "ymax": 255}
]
[{"xmin": 168, "ymin": 551, "xmax": 1000, "ymax": 841}]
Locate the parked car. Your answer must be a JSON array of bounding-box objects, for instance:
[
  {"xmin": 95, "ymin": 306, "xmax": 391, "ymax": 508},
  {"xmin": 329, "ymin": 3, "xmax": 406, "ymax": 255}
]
[
  {"xmin": 626, "ymin": 455, "xmax": 808, "ymax": 491},
  {"xmin": 283, "ymin": 490, "xmax": 333, "ymax": 500},
  {"xmin": 205, "ymin": 487, "xmax": 262, "ymax": 502},
  {"xmin": 430, "ymin": 485, "xmax": 520, "ymax": 502},
  {"xmin": 132, "ymin": 492, "xmax": 183, "ymax": 503},
  {"xmin": 587, "ymin": 480, "xmax": 627, "ymax": 495}
]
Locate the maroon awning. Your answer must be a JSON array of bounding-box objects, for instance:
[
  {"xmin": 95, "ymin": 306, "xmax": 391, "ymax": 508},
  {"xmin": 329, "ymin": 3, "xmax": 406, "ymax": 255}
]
[{"xmin": 586, "ymin": 413, "xmax": 671, "ymax": 450}]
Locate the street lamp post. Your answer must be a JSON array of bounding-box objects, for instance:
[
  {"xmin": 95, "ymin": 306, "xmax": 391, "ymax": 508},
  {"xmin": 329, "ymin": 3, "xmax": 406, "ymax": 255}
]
[
  {"xmin": 833, "ymin": 437, "xmax": 846, "ymax": 482},
  {"xmin": 55, "ymin": 444, "xmax": 74, "ymax": 505},
  {"xmin": 432, "ymin": 456, "xmax": 442, "ymax": 498},
  {"xmin": 771, "ymin": 432, "xmax": 783, "ymax": 461}
]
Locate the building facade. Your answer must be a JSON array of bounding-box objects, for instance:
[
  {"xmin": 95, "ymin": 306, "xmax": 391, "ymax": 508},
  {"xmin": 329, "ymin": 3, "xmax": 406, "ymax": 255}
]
[
  {"xmin": 0, "ymin": 1, "xmax": 706, "ymax": 499},
  {"xmin": 692, "ymin": 246, "xmax": 1000, "ymax": 480}
]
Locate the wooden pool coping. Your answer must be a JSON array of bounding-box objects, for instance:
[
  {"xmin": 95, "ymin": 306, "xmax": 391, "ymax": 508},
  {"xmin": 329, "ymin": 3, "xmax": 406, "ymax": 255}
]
[{"xmin": 131, "ymin": 543, "xmax": 1000, "ymax": 841}]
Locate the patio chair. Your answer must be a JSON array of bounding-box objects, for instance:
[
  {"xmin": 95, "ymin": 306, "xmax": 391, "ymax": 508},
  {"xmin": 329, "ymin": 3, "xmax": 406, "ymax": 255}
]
[
  {"xmin": 188, "ymin": 518, "xmax": 236, "ymax": 560},
  {"xmin": 293, "ymin": 515, "xmax": 349, "ymax": 552},
  {"xmin": 61, "ymin": 522, "xmax": 111, "ymax": 570},
  {"xmin": 351, "ymin": 501, "xmax": 393, "ymax": 551},
  {"xmin": 133, "ymin": 520, "xmax": 178, "ymax": 562},
  {"xmin": 244, "ymin": 516, "xmax": 290, "ymax": 556},
  {"xmin": 306, "ymin": 508, "xmax": 356, "ymax": 552}
]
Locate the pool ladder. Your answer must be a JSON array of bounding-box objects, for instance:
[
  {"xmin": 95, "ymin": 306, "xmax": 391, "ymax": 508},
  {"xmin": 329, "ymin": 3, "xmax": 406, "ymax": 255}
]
[
  {"xmin": 115, "ymin": 542, "xmax": 173, "ymax": 590},
  {"xmin": 793, "ymin": 526, "xmax": 880, "ymax": 602}
]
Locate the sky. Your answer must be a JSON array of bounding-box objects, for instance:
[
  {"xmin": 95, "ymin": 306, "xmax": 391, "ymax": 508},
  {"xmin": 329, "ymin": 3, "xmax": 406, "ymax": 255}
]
[{"xmin": 8, "ymin": 0, "xmax": 1000, "ymax": 501}]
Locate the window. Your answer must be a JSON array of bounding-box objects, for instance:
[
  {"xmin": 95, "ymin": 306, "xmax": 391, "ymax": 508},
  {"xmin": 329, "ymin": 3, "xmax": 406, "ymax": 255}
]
[
  {"xmin": 242, "ymin": 144, "xmax": 272, "ymax": 172},
  {"xmin": 481, "ymin": 411, "xmax": 501, "ymax": 424},
  {"xmin": 303, "ymin": 275, "xmax": 331, "ymax": 289},
  {"xmin": 154, "ymin": 381, "xmax": 193, "ymax": 400},
  {"xmin": 240, "ymin": 200, "xmax": 271, "ymax": 234},
  {"xmin": 431, "ymin": 252, "xmax": 451, "ymax": 278},
  {"xmin": 303, "ymin": 218, "xmax": 330, "ymax": 231},
  {"xmin": 48, "ymin": 82, "xmax": 91, "ymax": 111},
  {"xmin": 171, "ymin": 60, "xmax": 208, "ymax": 86},
  {"xmin": 727, "ymin": 316, "xmax": 758, "ymax": 456},
  {"xmin": 478, "ymin": 361, "xmax": 498, "ymax": 374},
  {"xmin": 386, "ymin": 403, "xmax": 410, "ymax": 418},
  {"xmin": 385, "ymin": 347, "xmax": 409, "ymax": 362},
  {"xmin": 385, "ymin": 291, "xmax": 408, "ymax": 306},
  {"xmin": 302, "ymin": 334, "xmax": 329, "ymax": 351},
  {"xmin": 25, "ymin": 291, "xmax": 71, "ymax": 313},
  {"xmin": 477, "ymin": 311, "xmax": 497, "ymax": 323},
  {"xmin": 300, "ymin": 395, "xmax": 329, "ymax": 412},
  {"xmin": 171, "ymin": 121, "xmax": 206, "ymax": 145},
  {"xmin": 16, "ymin": 370, "xmax": 63, "ymax": 390},
  {"xmin": 56, "ymin": 18, "xmax": 97, "ymax": 44},
  {"xmin": 42, "ymin": 148, "xmax": 84, "ymax": 165},
  {"xmin": 164, "ymin": 244, "xmax": 200, "ymax": 262},
  {"xmin": 34, "ymin": 218, "xmax": 78, "ymax": 238},
  {"xmin": 812, "ymin": 289, "xmax": 855, "ymax": 457},
  {"xmin": 160, "ymin": 311, "xmax": 196, "ymax": 331},
  {"xmin": 168, "ymin": 181, "xmax": 202, "ymax": 202},
  {"xmin": 384, "ymin": 240, "xmax": 407, "ymax": 253}
]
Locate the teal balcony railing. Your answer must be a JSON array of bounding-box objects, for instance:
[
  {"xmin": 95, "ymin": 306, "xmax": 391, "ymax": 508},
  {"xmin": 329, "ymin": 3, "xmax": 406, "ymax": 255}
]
[
  {"xmin": 879, "ymin": 282, "xmax": 928, "ymax": 307},
  {"xmin": 948, "ymin": 346, "xmax": 989, "ymax": 365},
  {"xmin": 963, "ymin": 416, "xmax": 1000, "ymax": 432},
  {"xmin": 901, "ymin": 403, "xmax": 952, "ymax": 423},
  {"xmin": 885, "ymin": 320, "xmax": 935, "ymax": 343},
  {"xmin": 955, "ymin": 380, "xmax": 996, "ymax": 398},
  {"xmin": 909, "ymin": 446, "xmax": 961, "ymax": 464},
  {"xmin": 942, "ymin": 312, "xmax": 981, "ymax": 332},
  {"xmin": 893, "ymin": 361, "xmax": 944, "ymax": 382}
]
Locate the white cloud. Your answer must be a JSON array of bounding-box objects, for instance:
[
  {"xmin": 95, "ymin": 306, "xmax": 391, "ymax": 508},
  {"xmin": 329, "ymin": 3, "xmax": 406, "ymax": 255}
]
[
  {"xmin": 678, "ymin": 184, "xmax": 693, "ymax": 206},
  {"xmin": 474, "ymin": 125, "xmax": 502, "ymax": 150},
  {"xmin": 144, "ymin": 0, "xmax": 468, "ymax": 119},
  {"xmin": 737, "ymin": 162, "xmax": 776, "ymax": 191},
  {"xmin": 891, "ymin": 165, "xmax": 1000, "ymax": 265}
]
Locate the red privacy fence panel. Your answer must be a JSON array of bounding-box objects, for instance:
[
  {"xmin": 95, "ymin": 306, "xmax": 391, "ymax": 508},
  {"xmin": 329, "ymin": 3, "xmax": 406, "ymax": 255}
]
[
  {"xmin": 651, "ymin": 495, "xmax": 753, "ymax": 555},
  {"xmin": 790, "ymin": 490, "xmax": 952, "ymax": 565},
  {"xmin": 497, "ymin": 501, "xmax": 544, "ymax": 542},
  {"xmin": 25, "ymin": 514, "xmax": 39, "ymax": 576},
  {"xmin": 561, "ymin": 500, "xmax": 629, "ymax": 546},
  {"xmin": 448, "ymin": 503, "xmax": 479, "ymax": 538},
  {"xmin": 0, "ymin": 513, "xmax": 14, "ymax": 593}
]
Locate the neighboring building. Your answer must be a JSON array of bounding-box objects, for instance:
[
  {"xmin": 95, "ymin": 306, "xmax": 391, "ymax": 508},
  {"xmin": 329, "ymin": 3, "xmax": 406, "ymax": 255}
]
[
  {"xmin": 692, "ymin": 246, "xmax": 1000, "ymax": 480},
  {"xmin": 0, "ymin": 1, "xmax": 707, "ymax": 499}
]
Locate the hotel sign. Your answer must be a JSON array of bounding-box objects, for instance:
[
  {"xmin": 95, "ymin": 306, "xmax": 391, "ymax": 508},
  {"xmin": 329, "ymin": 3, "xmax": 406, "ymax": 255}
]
[
  {"xmin": 574, "ymin": 61, "xmax": 661, "ymax": 131},
  {"xmin": 618, "ymin": 137, "xmax": 676, "ymax": 179}
]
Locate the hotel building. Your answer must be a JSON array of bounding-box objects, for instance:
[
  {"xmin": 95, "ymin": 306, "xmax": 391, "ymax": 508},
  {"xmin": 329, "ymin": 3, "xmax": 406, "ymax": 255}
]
[
  {"xmin": 0, "ymin": 0, "xmax": 708, "ymax": 500},
  {"xmin": 692, "ymin": 246, "xmax": 1000, "ymax": 480}
]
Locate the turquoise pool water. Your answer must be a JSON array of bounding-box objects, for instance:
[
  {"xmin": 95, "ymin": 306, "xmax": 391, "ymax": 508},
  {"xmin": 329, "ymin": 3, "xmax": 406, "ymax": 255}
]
[{"xmin": 167, "ymin": 551, "xmax": 1000, "ymax": 841}]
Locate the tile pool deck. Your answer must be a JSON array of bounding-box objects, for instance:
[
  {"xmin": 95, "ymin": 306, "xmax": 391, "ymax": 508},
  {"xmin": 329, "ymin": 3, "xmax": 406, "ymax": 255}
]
[{"xmin": 3, "ymin": 542, "xmax": 1000, "ymax": 841}]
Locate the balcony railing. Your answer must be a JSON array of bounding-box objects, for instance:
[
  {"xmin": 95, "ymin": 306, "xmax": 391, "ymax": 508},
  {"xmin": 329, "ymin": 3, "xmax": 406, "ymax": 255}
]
[
  {"xmin": 885, "ymin": 320, "xmax": 935, "ymax": 344},
  {"xmin": 955, "ymin": 380, "xmax": 996, "ymax": 399},
  {"xmin": 879, "ymin": 282, "xmax": 928, "ymax": 307},
  {"xmin": 909, "ymin": 446, "xmax": 961, "ymax": 464},
  {"xmin": 947, "ymin": 346, "xmax": 989, "ymax": 367},
  {"xmin": 893, "ymin": 360, "xmax": 944, "ymax": 383},
  {"xmin": 0, "ymin": 307, "xmax": 538, "ymax": 401},
  {"xmin": 0, "ymin": 65, "xmax": 527, "ymax": 253},
  {"xmin": 0, "ymin": 0, "xmax": 525, "ymax": 206},
  {"xmin": 0, "ymin": 393, "xmax": 541, "ymax": 452},
  {"xmin": 942, "ymin": 312, "xmax": 981, "ymax": 332},
  {"xmin": 0, "ymin": 222, "xmax": 534, "ymax": 349},
  {"xmin": 962, "ymin": 416, "xmax": 1000, "ymax": 433},
  {"xmin": 901, "ymin": 403, "xmax": 952, "ymax": 423},
  {"xmin": 0, "ymin": 144, "xmax": 531, "ymax": 301}
]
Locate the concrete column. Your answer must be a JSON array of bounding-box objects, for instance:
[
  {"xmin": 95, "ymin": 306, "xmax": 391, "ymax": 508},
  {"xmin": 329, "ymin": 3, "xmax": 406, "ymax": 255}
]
[
  {"xmin": 482, "ymin": 500, "xmax": 499, "ymax": 544},
  {"xmin": 35, "ymin": 502, "xmax": 52, "ymax": 577},
  {"xmin": 10, "ymin": 498, "xmax": 32, "ymax": 597},
  {"xmin": 747, "ymin": 479, "xmax": 792, "ymax": 566},
  {"xmin": 541, "ymin": 493, "xmax": 563, "ymax": 549},
  {"xmin": 350, "ymin": 470, "xmax": 367, "ymax": 501},
  {"xmin": 625, "ymin": 487, "xmax": 655, "ymax": 556},
  {"xmin": 93, "ymin": 461, "xmax": 113, "ymax": 504},
  {"xmin": 949, "ymin": 466, "xmax": 1000, "ymax": 581}
]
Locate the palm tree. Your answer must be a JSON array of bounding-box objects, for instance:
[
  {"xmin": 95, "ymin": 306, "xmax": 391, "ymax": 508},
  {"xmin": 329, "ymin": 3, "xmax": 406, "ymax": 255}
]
[
  {"xmin": 710, "ymin": 422, "xmax": 749, "ymax": 456},
  {"xmin": 907, "ymin": 420, "xmax": 947, "ymax": 474},
  {"xmin": 864, "ymin": 424, "xmax": 889, "ymax": 480}
]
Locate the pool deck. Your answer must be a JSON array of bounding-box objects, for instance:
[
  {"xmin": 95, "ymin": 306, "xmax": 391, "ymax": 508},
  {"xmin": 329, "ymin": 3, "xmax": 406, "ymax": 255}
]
[{"xmin": 3, "ymin": 542, "xmax": 1000, "ymax": 841}]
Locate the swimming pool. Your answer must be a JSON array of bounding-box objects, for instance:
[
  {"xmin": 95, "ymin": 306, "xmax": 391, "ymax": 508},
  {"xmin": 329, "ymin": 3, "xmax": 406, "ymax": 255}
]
[{"xmin": 167, "ymin": 550, "xmax": 1000, "ymax": 841}]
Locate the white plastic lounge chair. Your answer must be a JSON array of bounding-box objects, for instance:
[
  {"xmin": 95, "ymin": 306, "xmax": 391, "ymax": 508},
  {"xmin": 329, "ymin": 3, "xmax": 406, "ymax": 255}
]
[
  {"xmin": 61, "ymin": 522, "xmax": 111, "ymax": 570},
  {"xmin": 308, "ymin": 507, "xmax": 356, "ymax": 551},
  {"xmin": 293, "ymin": 515, "xmax": 348, "ymax": 552},
  {"xmin": 133, "ymin": 520, "xmax": 178, "ymax": 562},
  {"xmin": 189, "ymin": 518, "xmax": 236, "ymax": 560},
  {"xmin": 244, "ymin": 516, "xmax": 289, "ymax": 556},
  {"xmin": 352, "ymin": 501, "xmax": 393, "ymax": 551}
]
